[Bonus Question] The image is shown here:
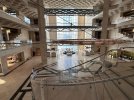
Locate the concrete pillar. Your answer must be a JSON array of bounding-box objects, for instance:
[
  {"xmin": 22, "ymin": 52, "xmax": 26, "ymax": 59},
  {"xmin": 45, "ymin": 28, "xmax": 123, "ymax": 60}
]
[
  {"xmin": 49, "ymin": 16, "xmax": 57, "ymax": 50},
  {"xmin": 30, "ymin": 31, "xmax": 36, "ymax": 42},
  {"xmin": 37, "ymin": 0, "xmax": 47, "ymax": 64},
  {"xmin": 78, "ymin": 16, "xmax": 85, "ymax": 51},
  {"xmin": 1, "ymin": 56, "xmax": 9, "ymax": 75},
  {"xmin": 0, "ymin": 25, "xmax": 3, "ymax": 41},
  {"xmin": 16, "ymin": 11, "xmax": 24, "ymax": 20},
  {"xmin": 100, "ymin": 0, "xmax": 110, "ymax": 61}
]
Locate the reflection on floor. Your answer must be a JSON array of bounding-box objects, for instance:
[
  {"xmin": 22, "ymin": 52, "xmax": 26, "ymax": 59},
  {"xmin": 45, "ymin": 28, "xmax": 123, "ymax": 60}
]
[
  {"xmin": 31, "ymin": 57, "xmax": 134, "ymax": 100},
  {"xmin": 0, "ymin": 54, "xmax": 96, "ymax": 100},
  {"xmin": 0, "ymin": 56, "xmax": 41, "ymax": 100},
  {"xmin": 1, "ymin": 54, "xmax": 134, "ymax": 100}
]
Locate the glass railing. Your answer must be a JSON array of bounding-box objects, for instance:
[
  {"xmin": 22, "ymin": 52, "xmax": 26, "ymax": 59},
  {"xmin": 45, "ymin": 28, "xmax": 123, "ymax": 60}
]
[
  {"xmin": 0, "ymin": 40, "xmax": 32, "ymax": 51},
  {"xmin": 31, "ymin": 47, "xmax": 134, "ymax": 85}
]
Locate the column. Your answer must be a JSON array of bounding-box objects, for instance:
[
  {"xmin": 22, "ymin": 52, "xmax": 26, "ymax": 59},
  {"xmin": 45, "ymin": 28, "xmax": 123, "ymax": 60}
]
[
  {"xmin": 16, "ymin": 11, "xmax": 24, "ymax": 20},
  {"xmin": 0, "ymin": 25, "xmax": 3, "ymax": 41},
  {"xmin": 37, "ymin": 0, "xmax": 47, "ymax": 64},
  {"xmin": 49, "ymin": 16, "xmax": 57, "ymax": 50},
  {"xmin": 100, "ymin": 0, "xmax": 110, "ymax": 61},
  {"xmin": 78, "ymin": 16, "xmax": 85, "ymax": 52},
  {"xmin": 1, "ymin": 56, "xmax": 9, "ymax": 75}
]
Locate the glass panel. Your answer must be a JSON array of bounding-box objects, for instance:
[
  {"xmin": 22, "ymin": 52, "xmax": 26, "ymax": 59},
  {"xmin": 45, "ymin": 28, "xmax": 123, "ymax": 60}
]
[{"xmin": 57, "ymin": 16, "xmax": 78, "ymax": 51}]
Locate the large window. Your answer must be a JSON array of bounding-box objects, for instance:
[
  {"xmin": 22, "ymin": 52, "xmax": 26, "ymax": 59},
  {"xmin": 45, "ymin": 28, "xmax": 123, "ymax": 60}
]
[{"xmin": 57, "ymin": 16, "xmax": 78, "ymax": 51}]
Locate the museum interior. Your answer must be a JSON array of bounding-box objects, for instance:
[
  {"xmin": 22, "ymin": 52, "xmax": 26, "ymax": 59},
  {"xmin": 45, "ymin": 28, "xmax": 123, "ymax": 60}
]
[{"xmin": 0, "ymin": 0, "xmax": 134, "ymax": 100}]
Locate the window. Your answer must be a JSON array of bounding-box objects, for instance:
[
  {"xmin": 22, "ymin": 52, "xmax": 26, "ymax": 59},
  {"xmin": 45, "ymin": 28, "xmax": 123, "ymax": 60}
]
[
  {"xmin": 56, "ymin": 16, "xmax": 78, "ymax": 51},
  {"xmin": 24, "ymin": 16, "xmax": 30, "ymax": 24}
]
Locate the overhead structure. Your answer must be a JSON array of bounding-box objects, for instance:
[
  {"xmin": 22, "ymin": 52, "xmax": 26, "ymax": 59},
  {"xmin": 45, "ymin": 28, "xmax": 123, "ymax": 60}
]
[
  {"xmin": 44, "ymin": 9, "xmax": 101, "ymax": 16},
  {"xmin": 43, "ymin": 0, "xmax": 103, "ymax": 9},
  {"xmin": 50, "ymin": 39, "xmax": 132, "ymax": 45},
  {"xmin": 45, "ymin": 25, "xmax": 99, "ymax": 31}
]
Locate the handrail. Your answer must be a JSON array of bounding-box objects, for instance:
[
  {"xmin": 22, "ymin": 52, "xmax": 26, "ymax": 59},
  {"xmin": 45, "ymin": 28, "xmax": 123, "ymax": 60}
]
[
  {"xmin": 62, "ymin": 46, "xmax": 134, "ymax": 71},
  {"xmin": 32, "ymin": 47, "xmax": 134, "ymax": 86},
  {"xmin": 38, "ymin": 73, "xmax": 134, "ymax": 86},
  {"xmin": 62, "ymin": 49, "xmax": 119, "ymax": 71},
  {"xmin": 33, "ymin": 47, "xmax": 134, "ymax": 73}
]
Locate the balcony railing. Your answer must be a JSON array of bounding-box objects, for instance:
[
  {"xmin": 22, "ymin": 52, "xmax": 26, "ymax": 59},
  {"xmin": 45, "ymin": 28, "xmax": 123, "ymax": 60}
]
[{"xmin": 0, "ymin": 40, "xmax": 32, "ymax": 51}]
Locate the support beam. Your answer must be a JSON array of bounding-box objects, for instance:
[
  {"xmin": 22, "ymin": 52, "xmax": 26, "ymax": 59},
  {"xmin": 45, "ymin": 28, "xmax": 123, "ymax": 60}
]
[
  {"xmin": 78, "ymin": 16, "xmax": 85, "ymax": 51},
  {"xmin": 45, "ymin": 25, "xmax": 98, "ymax": 29},
  {"xmin": 100, "ymin": 0, "xmax": 110, "ymax": 61},
  {"xmin": 37, "ymin": 0, "xmax": 47, "ymax": 64}
]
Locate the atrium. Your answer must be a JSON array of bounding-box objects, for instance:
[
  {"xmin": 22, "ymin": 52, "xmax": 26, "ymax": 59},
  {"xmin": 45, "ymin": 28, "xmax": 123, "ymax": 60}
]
[{"xmin": 0, "ymin": 0, "xmax": 134, "ymax": 100}]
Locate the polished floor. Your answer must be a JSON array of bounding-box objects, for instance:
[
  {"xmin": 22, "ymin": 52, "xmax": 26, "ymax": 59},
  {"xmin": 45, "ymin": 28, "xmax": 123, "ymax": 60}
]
[
  {"xmin": 0, "ymin": 56, "xmax": 41, "ymax": 100},
  {"xmin": 0, "ymin": 53, "xmax": 134, "ymax": 100},
  {"xmin": 32, "ymin": 55, "xmax": 134, "ymax": 100},
  {"xmin": 0, "ymin": 53, "xmax": 96, "ymax": 100}
]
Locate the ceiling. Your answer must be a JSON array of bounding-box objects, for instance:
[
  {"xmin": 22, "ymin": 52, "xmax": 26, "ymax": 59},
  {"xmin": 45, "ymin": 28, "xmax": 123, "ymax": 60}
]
[
  {"xmin": 0, "ymin": 0, "xmax": 38, "ymax": 18},
  {"xmin": 43, "ymin": 0, "xmax": 104, "ymax": 9}
]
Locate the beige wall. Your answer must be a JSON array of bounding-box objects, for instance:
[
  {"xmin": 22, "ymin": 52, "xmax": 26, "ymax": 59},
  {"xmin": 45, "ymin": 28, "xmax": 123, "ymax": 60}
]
[
  {"xmin": 49, "ymin": 16, "xmax": 57, "ymax": 40},
  {"xmin": 78, "ymin": 16, "xmax": 85, "ymax": 50},
  {"xmin": 15, "ymin": 29, "xmax": 29, "ymax": 41},
  {"xmin": 24, "ymin": 47, "xmax": 31, "ymax": 60},
  {"xmin": 48, "ymin": 16, "xmax": 57, "ymax": 49}
]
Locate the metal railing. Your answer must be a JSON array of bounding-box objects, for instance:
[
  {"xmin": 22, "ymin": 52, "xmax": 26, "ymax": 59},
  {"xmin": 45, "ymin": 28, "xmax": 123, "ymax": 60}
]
[{"xmin": 31, "ymin": 47, "xmax": 134, "ymax": 86}]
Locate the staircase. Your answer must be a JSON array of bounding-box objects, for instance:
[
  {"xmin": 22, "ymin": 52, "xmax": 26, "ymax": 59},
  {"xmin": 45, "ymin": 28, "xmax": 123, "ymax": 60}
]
[{"xmin": 9, "ymin": 32, "xmax": 21, "ymax": 40}]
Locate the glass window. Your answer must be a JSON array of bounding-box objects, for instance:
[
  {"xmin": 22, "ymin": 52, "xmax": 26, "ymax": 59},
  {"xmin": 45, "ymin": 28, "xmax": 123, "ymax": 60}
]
[
  {"xmin": 24, "ymin": 16, "xmax": 30, "ymax": 24},
  {"xmin": 56, "ymin": 16, "xmax": 78, "ymax": 51}
]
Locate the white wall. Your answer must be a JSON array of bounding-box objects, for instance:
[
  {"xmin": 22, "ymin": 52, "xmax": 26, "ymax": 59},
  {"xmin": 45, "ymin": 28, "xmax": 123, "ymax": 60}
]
[
  {"xmin": 45, "ymin": 15, "xmax": 50, "ymax": 41},
  {"xmin": 108, "ymin": 10, "xmax": 134, "ymax": 51},
  {"xmin": 15, "ymin": 28, "xmax": 31, "ymax": 59},
  {"xmin": 85, "ymin": 16, "xmax": 94, "ymax": 39}
]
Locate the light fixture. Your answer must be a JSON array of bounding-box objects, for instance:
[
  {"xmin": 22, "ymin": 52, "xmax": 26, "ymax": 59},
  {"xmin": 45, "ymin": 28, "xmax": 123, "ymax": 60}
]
[
  {"xmin": 6, "ymin": 29, "xmax": 10, "ymax": 34},
  {"xmin": 1, "ymin": 28, "xmax": 4, "ymax": 30},
  {"xmin": 133, "ymin": 29, "xmax": 134, "ymax": 32},
  {"xmin": 3, "ymin": 6, "xmax": 7, "ymax": 11}
]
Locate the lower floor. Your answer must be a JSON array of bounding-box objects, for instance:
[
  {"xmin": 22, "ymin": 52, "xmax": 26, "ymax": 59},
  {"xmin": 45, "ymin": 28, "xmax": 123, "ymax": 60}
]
[{"xmin": 0, "ymin": 53, "xmax": 134, "ymax": 100}]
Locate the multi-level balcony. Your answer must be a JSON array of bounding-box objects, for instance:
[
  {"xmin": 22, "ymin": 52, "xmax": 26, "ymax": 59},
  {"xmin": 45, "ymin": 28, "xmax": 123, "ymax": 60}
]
[
  {"xmin": 0, "ymin": 10, "xmax": 30, "ymax": 29},
  {"xmin": 0, "ymin": 41, "xmax": 32, "ymax": 75}
]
